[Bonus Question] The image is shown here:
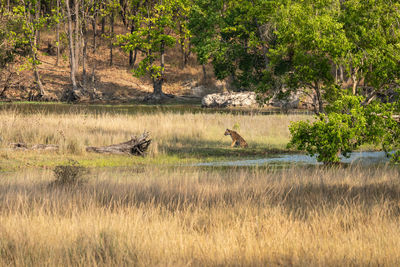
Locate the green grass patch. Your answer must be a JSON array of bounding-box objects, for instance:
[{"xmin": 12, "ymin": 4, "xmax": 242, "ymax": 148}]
[{"xmin": 0, "ymin": 143, "xmax": 297, "ymax": 171}]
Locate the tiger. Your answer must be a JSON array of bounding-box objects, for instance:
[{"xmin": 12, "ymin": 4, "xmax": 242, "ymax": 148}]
[{"xmin": 224, "ymin": 129, "xmax": 248, "ymax": 148}]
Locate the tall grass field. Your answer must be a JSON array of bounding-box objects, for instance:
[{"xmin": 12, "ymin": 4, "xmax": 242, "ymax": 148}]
[
  {"xmin": 1, "ymin": 167, "xmax": 400, "ymax": 266},
  {"xmin": 1, "ymin": 106, "xmax": 399, "ymax": 266}
]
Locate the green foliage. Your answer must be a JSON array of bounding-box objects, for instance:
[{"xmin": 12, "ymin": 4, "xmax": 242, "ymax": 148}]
[
  {"xmin": 341, "ymin": 0, "xmax": 400, "ymax": 92},
  {"xmin": 0, "ymin": 14, "xmax": 17, "ymax": 68},
  {"xmin": 189, "ymin": 0, "xmax": 277, "ymax": 90},
  {"xmin": 117, "ymin": 0, "xmax": 180, "ymax": 83},
  {"xmin": 288, "ymin": 96, "xmax": 364, "ymax": 163},
  {"xmin": 189, "ymin": 0, "xmax": 400, "ymax": 115},
  {"xmin": 2, "ymin": 2, "xmax": 55, "ymax": 72},
  {"xmin": 288, "ymin": 95, "xmax": 400, "ymax": 164}
]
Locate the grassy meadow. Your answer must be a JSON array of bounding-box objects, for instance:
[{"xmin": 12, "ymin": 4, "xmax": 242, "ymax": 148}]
[
  {"xmin": 1, "ymin": 105, "xmax": 399, "ymax": 266},
  {"xmin": 0, "ymin": 106, "xmax": 309, "ymax": 170}
]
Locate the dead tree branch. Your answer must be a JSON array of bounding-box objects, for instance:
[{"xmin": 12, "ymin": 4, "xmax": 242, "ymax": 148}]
[{"xmin": 86, "ymin": 131, "xmax": 151, "ymax": 156}]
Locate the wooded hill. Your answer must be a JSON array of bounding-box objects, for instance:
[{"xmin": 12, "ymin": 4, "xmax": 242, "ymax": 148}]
[{"xmin": 1, "ymin": 0, "xmax": 400, "ymax": 109}]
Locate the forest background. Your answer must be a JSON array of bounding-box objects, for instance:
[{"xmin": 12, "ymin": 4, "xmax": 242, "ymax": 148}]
[
  {"xmin": 2, "ymin": 2, "xmax": 400, "ymax": 265},
  {"xmin": 2, "ymin": 0, "xmax": 400, "ymax": 163}
]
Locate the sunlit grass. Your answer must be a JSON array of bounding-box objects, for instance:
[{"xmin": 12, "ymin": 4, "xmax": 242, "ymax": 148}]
[
  {"xmin": 0, "ymin": 166, "xmax": 399, "ymax": 266},
  {"xmin": 0, "ymin": 109, "xmax": 310, "ymax": 169},
  {"xmin": 1, "ymin": 107, "xmax": 398, "ymax": 265}
]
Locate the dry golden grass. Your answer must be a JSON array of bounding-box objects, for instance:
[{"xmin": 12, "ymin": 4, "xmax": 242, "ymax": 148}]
[
  {"xmin": 0, "ymin": 109, "xmax": 310, "ymax": 155},
  {"xmin": 1, "ymin": 166, "xmax": 400, "ymax": 266},
  {"xmin": 1, "ymin": 109, "xmax": 398, "ymax": 266}
]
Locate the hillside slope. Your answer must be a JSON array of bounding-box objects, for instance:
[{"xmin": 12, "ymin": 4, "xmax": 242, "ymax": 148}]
[{"xmin": 0, "ymin": 25, "xmax": 222, "ymax": 103}]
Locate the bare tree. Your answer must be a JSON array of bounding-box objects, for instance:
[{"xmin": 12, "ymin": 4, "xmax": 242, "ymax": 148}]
[
  {"xmin": 91, "ymin": 1, "xmax": 98, "ymax": 83},
  {"xmin": 109, "ymin": 12, "xmax": 114, "ymax": 66},
  {"xmin": 55, "ymin": 0, "xmax": 60, "ymax": 66},
  {"xmin": 64, "ymin": 0, "xmax": 79, "ymax": 101},
  {"xmin": 74, "ymin": 0, "xmax": 80, "ymax": 74}
]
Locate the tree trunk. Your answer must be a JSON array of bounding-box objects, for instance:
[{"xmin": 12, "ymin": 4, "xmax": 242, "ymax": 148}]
[
  {"xmin": 202, "ymin": 64, "xmax": 207, "ymax": 81},
  {"xmin": 91, "ymin": 8, "xmax": 97, "ymax": 83},
  {"xmin": 186, "ymin": 38, "xmax": 191, "ymax": 65},
  {"xmin": 160, "ymin": 40, "xmax": 165, "ymax": 77},
  {"xmin": 36, "ymin": 0, "xmax": 41, "ymax": 47},
  {"xmin": 129, "ymin": 49, "xmax": 138, "ymax": 67},
  {"xmin": 128, "ymin": 22, "xmax": 137, "ymax": 67},
  {"xmin": 335, "ymin": 64, "xmax": 338, "ymax": 83},
  {"xmin": 32, "ymin": 18, "xmax": 46, "ymax": 98},
  {"xmin": 179, "ymin": 23, "xmax": 185, "ymax": 69},
  {"xmin": 254, "ymin": 18, "xmax": 269, "ymax": 71},
  {"xmin": 109, "ymin": 13, "xmax": 114, "ymax": 66},
  {"xmin": 340, "ymin": 65, "xmax": 344, "ymax": 82},
  {"xmin": 86, "ymin": 132, "xmax": 151, "ymax": 156},
  {"xmin": 24, "ymin": 0, "xmax": 46, "ymax": 99},
  {"xmin": 101, "ymin": 16, "xmax": 105, "ymax": 34},
  {"xmin": 351, "ymin": 67, "xmax": 359, "ymax": 95},
  {"xmin": 314, "ymin": 83, "xmax": 324, "ymax": 114},
  {"xmin": 82, "ymin": 18, "xmax": 88, "ymax": 85},
  {"xmin": 119, "ymin": 0, "xmax": 128, "ymax": 27},
  {"xmin": 33, "ymin": 66, "xmax": 46, "ymax": 97},
  {"xmin": 10, "ymin": 132, "xmax": 151, "ymax": 155},
  {"xmin": 152, "ymin": 40, "xmax": 165, "ymax": 96},
  {"xmin": 65, "ymin": 0, "xmax": 78, "ymax": 100},
  {"xmin": 74, "ymin": 0, "xmax": 80, "ymax": 74},
  {"xmin": 0, "ymin": 71, "xmax": 13, "ymax": 98},
  {"xmin": 179, "ymin": 28, "xmax": 191, "ymax": 69},
  {"xmin": 55, "ymin": 0, "xmax": 60, "ymax": 66}
]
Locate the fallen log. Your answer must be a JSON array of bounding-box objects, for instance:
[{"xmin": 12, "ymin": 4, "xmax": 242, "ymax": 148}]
[
  {"xmin": 85, "ymin": 131, "xmax": 151, "ymax": 156},
  {"xmin": 9, "ymin": 142, "xmax": 59, "ymax": 151},
  {"xmin": 7, "ymin": 132, "xmax": 151, "ymax": 156},
  {"xmin": 9, "ymin": 142, "xmax": 28, "ymax": 149}
]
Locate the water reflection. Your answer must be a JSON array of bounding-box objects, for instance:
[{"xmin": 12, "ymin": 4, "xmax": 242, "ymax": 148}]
[{"xmin": 194, "ymin": 151, "xmax": 391, "ymax": 167}]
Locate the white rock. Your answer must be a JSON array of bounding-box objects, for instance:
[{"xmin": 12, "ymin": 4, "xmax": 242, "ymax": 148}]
[{"xmin": 202, "ymin": 92, "xmax": 257, "ymax": 108}]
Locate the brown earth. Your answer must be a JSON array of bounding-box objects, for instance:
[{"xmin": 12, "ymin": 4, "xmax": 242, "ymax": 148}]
[{"xmin": 0, "ymin": 25, "xmax": 223, "ymax": 103}]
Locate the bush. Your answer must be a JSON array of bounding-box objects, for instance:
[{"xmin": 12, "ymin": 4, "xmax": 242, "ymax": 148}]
[
  {"xmin": 51, "ymin": 161, "xmax": 87, "ymax": 187},
  {"xmin": 288, "ymin": 95, "xmax": 398, "ymax": 164}
]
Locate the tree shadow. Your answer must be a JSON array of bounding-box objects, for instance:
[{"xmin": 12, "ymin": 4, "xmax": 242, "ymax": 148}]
[{"xmin": 274, "ymin": 181, "xmax": 400, "ymax": 220}]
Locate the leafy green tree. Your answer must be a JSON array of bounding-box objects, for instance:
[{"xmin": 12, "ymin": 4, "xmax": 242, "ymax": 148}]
[
  {"xmin": 175, "ymin": 0, "xmax": 191, "ymax": 68},
  {"xmin": 340, "ymin": 0, "xmax": 400, "ymax": 102},
  {"xmin": 0, "ymin": 10, "xmax": 22, "ymax": 97},
  {"xmin": 6, "ymin": 0, "xmax": 52, "ymax": 99},
  {"xmin": 119, "ymin": 0, "xmax": 142, "ymax": 67},
  {"xmin": 101, "ymin": 0, "xmax": 120, "ymax": 66},
  {"xmin": 286, "ymin": 0, "xmax": 400, "ymax": 163},
  {"xmin": 189, "ymin": 0, "xmax": 277, "ymax": 90},
  {"xmin": 117, "ymin": 0, "xmax": 178, "ymax": 99},
  {"xmin": 0, "ymin": 10, "xmax": 19, "ymax": 69},
  {"xmin": 266, "ymin": 0, "xmax": 350, "ymax": 113},
  {"xmin": 288, "ymin": 96, "xmax": 367, "ymax": 163},
  {"xmin": 288, "ymin": 94, "xmax": 400, "ymax": 164}
]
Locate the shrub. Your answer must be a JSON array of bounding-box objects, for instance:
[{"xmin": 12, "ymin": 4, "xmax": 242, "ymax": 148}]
[
  {"xmin": 51, "ymin": 161, "xmax": 87, "ymax": 187},
  {"xmin": 288, "ymin": 95, "xmax": 398, "ymax": 164}
]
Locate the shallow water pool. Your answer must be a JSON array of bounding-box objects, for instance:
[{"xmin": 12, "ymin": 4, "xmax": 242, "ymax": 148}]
[{"xmin": 193, "ymin": 151, "xmax": 391, "ymax": 167}]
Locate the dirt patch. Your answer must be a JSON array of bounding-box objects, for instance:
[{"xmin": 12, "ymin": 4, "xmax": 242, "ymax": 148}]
[{"xmin": 0, "ymin": 27, "xmax": 222, "ymax": 103}]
